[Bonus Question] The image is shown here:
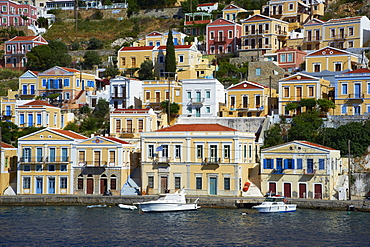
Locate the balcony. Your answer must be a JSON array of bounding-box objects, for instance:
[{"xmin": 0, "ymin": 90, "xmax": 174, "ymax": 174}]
[
  {"xmin": 236, "ymin": 104, "xmax": 249, "ymax": 112},
  {"xmin": 332, "ymin": 34, "xmax": 347, "ymax": 40},
  {"xmin": 20, "ymin": 156, "xmax": 44, "ymax": 163},
  {"xmin": 211, "ymin": 37, "xmax": 226, "ymax": 44},
  {"xmin": 20, "ymin": 156, "xmax": 69, "ymax": 163},
  {"xmin": 304, "ymin": 168, "xmax": 316, "ymax": 175},
  {"xmin": 271, "ymin": 168, "xmax": 284, "ymax": 174},
  {"xmin": 45, "ymin": 156, "xmax": 70, "ymax": 163},
  {"xmin": 80, "ymin": 161, "xmax": 107, "ymax": 175},
  {"xmin": 303, "ymin": 36, "xmax": 322, "ymax": 42},
  {"xmin": 203, "ymin": 157, "xmax": 220, "ymax": 165},
  {"xmin": 119, "ymin": 128, "xmax": 135, "ymax": 138},
  {"xmin": 346, "ymin": 93, "xmax": 364, "ymax": 103},
  {"xmin": 188, "ymin": 97, "xmax": 205, "ymax": 105},
  {"xmin": 111, "ymin": 93, "xmax": 127, "ymax": 99},
  {"xmin": 153, "ymin": 156, "xmax": 171, "ymax": 165}
]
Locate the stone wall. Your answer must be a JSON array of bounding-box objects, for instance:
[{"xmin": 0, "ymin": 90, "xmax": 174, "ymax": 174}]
[{"xmin": 247, "ymin": 61, "xmax": 286, "ymax": 92}]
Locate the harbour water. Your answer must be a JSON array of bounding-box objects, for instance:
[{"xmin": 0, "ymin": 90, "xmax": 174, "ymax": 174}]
[{"xmin": 0, "ymin": 206, "xmax": 369, "ymax": 246}]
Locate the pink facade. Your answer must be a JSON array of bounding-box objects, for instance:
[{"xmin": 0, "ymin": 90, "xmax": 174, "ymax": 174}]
[
  {"xmin": 206, "ymin": 18, "xmax": 241, "ymax": 55},
  {"xmin": 276, "ymin": 47, "xmax": 307, "ymax": 73},
  {"xmin": 4, "ymin": 35, "xmax": 48, "ymax": 69},
  {"xmin": 0, "ymin": 0, "xmax": 38, "ymax": 27}
]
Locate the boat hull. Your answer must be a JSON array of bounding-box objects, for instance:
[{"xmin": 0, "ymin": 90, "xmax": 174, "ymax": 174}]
[
  {"xmin": 138, "ymin": 203, "xmax": 199, "ymax": 212},
  {"xmin": 118, "ymin": 204, "xmax": 137, "ymax": 210},
  {"xmin": 253, "ymin": 205, "xmax": 297, "ymax": 213}
]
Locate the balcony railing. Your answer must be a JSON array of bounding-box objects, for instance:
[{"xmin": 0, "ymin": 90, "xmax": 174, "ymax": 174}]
[
  {"xmin": 154, "ymin": 157, "xmax": 171, "ymax": 164},
  {"xmin": 303, "ymin": 36, "xmax": 322, "ymax": 42},
  {"xmin": 271, "ymin": 168, "xmax": 284, "ymax": 174},
  {"xmin": 211, "ymin": 37, "xmax": 226, "ymax": 43},
  {"xmin": 81, "ymin": 161, "xmax": 108, "ymax": 167},
  {"xmin": 121, "ymin": 128, "xmax": 135, "ymax": 133},
  {"xmin": 204, "ymin": 157, "xmax": 220, "ymax": 165},
  {"xmin": 304, "ymin": 168, "xmax": 316, "ymax": 175},
  {"xmin": 236, "ymin": 104, "xmax": 249, "ymax": 111},
  {"xmin": 188, "ymin": 97, "xmax": 205, "ymax": 105},
  {"xmin": 347, "ymin": 93, "xmax": 364, "ymax": 99},
  {"xmin": 111, "ymin": 93, "xmax": 127, "ymax": 99},
  {"xmin": 20, "ymin": 156, "xmax": 69, "ymax": 163},
  {"xmin": 332, "ymin": 34, "xmax": 347, "ymax": 40}
]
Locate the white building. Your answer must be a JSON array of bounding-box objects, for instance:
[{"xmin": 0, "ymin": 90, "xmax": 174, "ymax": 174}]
[
  {"xmin": 197, "ymin": 3, "xmax": 218, "ymax": 13},
  {"xmin": 109, "ymin": 77, "xmax": 143, "ymax": 109},
  {"xmin": 180, "ymin": 79, "xmax": 225, "ymax": 118}
]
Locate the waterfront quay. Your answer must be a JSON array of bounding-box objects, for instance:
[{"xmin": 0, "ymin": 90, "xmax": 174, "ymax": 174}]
[{"xmin": 0, "ymin": 195, "xmax": 370, "ymax": 212}]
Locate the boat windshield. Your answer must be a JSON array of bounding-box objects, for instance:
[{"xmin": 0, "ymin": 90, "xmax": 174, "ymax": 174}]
[{"xmin": 265, "ymin": 197, "xmax": 284, "ymax": 202}]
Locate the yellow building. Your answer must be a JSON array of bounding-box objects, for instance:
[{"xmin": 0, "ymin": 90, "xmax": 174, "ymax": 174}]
[
  {"xmin": 0, "ymin": 89, "xmax": 18, "ymax": 124},
  {"xmin": 109, "ymin": 108, "xmax": 166, "ymax": 140},
  {"xmin": 144, "ymin": 31, "xmax": 187, "ymax": 47},
  {"xmin": 260, "ymin": 140, "xmax": 342, "ymax": 200},
  {"xmin": 118, "ymin": 44, "xmax": 208, "ymax": 80},
  {"xmin": 222, "ymin": 80, "xmax": 277, "ymax": 117},
  {"xmin": 278, "ymin": 72, "xmax": 331, "ymax": 116},
  {"xmin": 140, "ymin": 123, "xmax": 258, "ymax": 196},
  {"xmin": 72, "ymin": 135, "xmax": 135, "ymax": 195},
  {"xmin": 142, "ymin": 79, "xmax": 182, "ymax": 115},
  {"xmin": 305, "ymin": 47, "xmax": 362, "ymax": 73},
  {"xmin": 241, "ymin": 14, "xmax": 289, "ymax": 53},
  {"xmin": 194, "ymin": 57, "xmax": 216, "ymax": 79},
  {"xmin": 333, "ymin": 68, "xmax": 370, "ymax": 116},
  {"xmin": 17, "ymin": 128, "xmax": 88, "ymax": 195},
  {"xmin": 15, "ymin": 100, "xmax": 67, "ymax": 129},
  {"xmin": 222, "ymin": 4, "xmax": 248, "ymax": 23},
  {"xmin": 303, "ymin": 18, "xmax": 325, "ymax": 50},
  {"xmin": 0, "ymin": 143, "xmax": 17, "ymax": 195},
  {"xmin": 19, "ymin": 67, "xmax": 97, "ymax": 109}
]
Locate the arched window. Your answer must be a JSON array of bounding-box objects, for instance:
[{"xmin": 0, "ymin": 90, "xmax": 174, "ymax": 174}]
[
  {"xmin": 110, "ymin": 174, "xmax": 117, "ymax": 190},
  {"xmin": 77, "ymin": 174, "xmax": 83, "ymax": 190}
]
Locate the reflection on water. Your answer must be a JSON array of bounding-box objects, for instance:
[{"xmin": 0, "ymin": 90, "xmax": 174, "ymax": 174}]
[{"xmin": 0, "ymin": 206, "xmax": 369, "ymax": 246}]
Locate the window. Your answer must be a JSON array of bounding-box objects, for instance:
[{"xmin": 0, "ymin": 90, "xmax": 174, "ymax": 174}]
[
  {"xmin": 335, "ymin": 63, "xmax": 342, "ymax": 72},
  {"xmin": 280, "ymin": 54, "xmax": 286, "ymax": 62},
  {"xmin": 348, "ymin": 41, "xmax": 354, "ymax": 48},
  {"xmin": 24, "ymin": 165, "xmax": 31, "ymax": 171},
  {"xmin": 175, "ymin": 145, "xmax": 181, "ymax": 158},
  {"xmin": 156, "ymin": 41, "xmax": 160, "ymax": 46},
  {"xmin": 206, "ymin": 107, "xmax": 210, "ymax": 113},
  {"xmin": 111, "ymin": 175, "xmax": 117, "ymax": 190},
  {"xmin": 308, "ymin": 86, "xmax": 314, "ymax": 97},
  {"xmin": 228, "ymin": 30, "xmax": 232, "ymax": 39},
  {"xmin": 348, "ymin": 27, "xmax": 354, "ymax": 36},
  {"xmin": 65, "ymin": 92, "xmax": 70, "ymax": 100},
  {"xmin": 287, "ymin": 54, "xmax": 293, "ymax": 62},
  {"xmin": 226, "ymin": 14, "xmax": 230, "ymax": 20},
  {"xmin": 256, "ymin": 68, "xmax": 261, "ymax": 76},
  {"xmin": 36, "ymin": 164, "xmax": 42, "ymax": 171},
  {"xmin": 342, "ymin": 84, "xmax": 348, "ymax": 95},
  {"xmin": 196, "ymin": 177, "xmax": 202, "ymax": 190},
  {"xmin": 224, "ymin": 177, "xmax": 230, "ymax": 190},
  {"xmin": 64, "ymin": 78, "xmax": 70, "ymax": 87},
  {"xmin": 78, "ymin": 176, "xmax": 83, "ymax": 190},
  {"xmin": 2, "ymin": 6, "xmax": 6, "ymax": 12},
  {"xmin": 263, "ymin": 159, "xmax": 273, "ymax": 169},
  {"xmin": 148, "ymin": 145, "xmax": 154, "ymax": 158},
  {"xmin": 148, "ymin": 176, "xmax": 154, "ymax": 188},
  {"xmin": 297, "ymin": 159, "xmax": 303, "ymax": 169},
  {"xmin": 314, "ymin": 63, "xmax": 320, "ymax": 72},
  {"xmin": 115, "ymin": 119, "xmax": 121, "ymax": 133},
  {"xmin": 210, "ymin": 46, "xmax": 215, "ymax": 54},
  {"xmin": 60, "ymin": 177, "xmax": 67, "ymax": 189},
  {"xmin": 159, "ymin": 55, "xmax": 164, "ymax": 63},
  {"xmin": 37, "ymin": 114, "xmax": 42, "ymax": 125},
  {"xmin": 109, "ymin": 151, "xmax": 115, "ymax": 164},
  {"xmin": 149, "ymin": 41, "xmax": 153, "ymax": 46},
  {"xmin": 224, "ymin": 145, "xmax": 230, "ymax": 159},
  {"xmin": 76, "ymin": 79, "xmax": 80, "ymax": 87},
  {"xmin": 342, "ymin": 105, "xmax": 347, "ymax": 114},
  {"xmin": 138, "ymin": 119, "xmax": 143, "ymax": 132},
  {"xmin": 284, "ymin": 87, "xmax": 289, "ymax": 97},
  {"xmin": 49, "ymin": 164, "xmax": 55, "ymax": 172},
  {"xmin": 330, "ymin": 29, "xmax": 335, "ymax": 38},
  {"xmin": 197, "ymin": 145, "xmax": 203, "ymax": 159},
  {"xmin": 131, "ymin": 57, "xmax": 136, "ymax": 67},
  {"xmin": 175, "ymin": 177, "xmax": 181, "ymax": 189},
  {"xmin": 62, "ymin": 148, "xmax": 68, "ymax": 162},
  {"xmin": 289, "ymin": 3, "xmax": 294, "ymax": 10},
  {"xmin": 146, "ymin": 91, "xmax": 150, "ymax": 100},
  {"xmin": 368, "ymin": 82, "xmax": 370, "ymax": 94},
  {"xmin": 23, "ymin": 177, "xmax": 30, "ymax": 189},
  {"xmin": 178, "ymin": 55, "xmax": 184, "ymax": 63},
  {"xmin": 284, "ymin": 159, "xmax": 294, "ymax": 169},
  {"xmin": 20, "ymin": 114, "xmax": 24, "ymax": 125},
  {"xmin": 162, "ymin": 145, "xmax": 168, "ymax": 157},
  {"xmin": 319, "ymin": 159, "xmax": 325, "ymax": 170},
  {"xmin": 210, "ymin": 31, "xmax": 214, "ymax": 40},
  {"xmin": 121, "ymin": 57, "xmax": 126, "ymax": 66},
  {"xmin": 61, "ymin": 164, "xmax": 67, "ymax": 172},
  {"xmin": 206, "ymin": 91, "xmax": 210, "ymax": 98}
]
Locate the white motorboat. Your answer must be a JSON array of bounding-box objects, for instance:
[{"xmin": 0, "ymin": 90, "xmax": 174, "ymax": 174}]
[
  {"xmin": 118, "ymin": 204, "xmax": 137, "ymax": 210},
  {"xmin": 135, "ymin": 189, "xmax": 200, "ymax": 213},
  {"xmin": 87, "ymin": 205, "xmax": 107, "ymax": 209},
  {"xmin": 252, "ymin": 195, "xmax": 297, "ymax": 213}
]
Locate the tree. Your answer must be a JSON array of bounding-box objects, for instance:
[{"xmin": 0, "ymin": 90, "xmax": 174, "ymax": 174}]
[
  {"xmin": 288, "ymin": 110, "xmax": 323, "ymax": 142},
  {"xmin": 285, "ymin": 102, "xmax": 299, "ymax": 112},
  {"xmin": 262, "ymin": 124, "xmax": 284, "ymax": 149},
  {"xmin": 88, "ymin": 37, "xmax": 104, "ymax": 50},
  {"xmin": 138, "ymin": 60, "xmax": 154, "ymax": 80},
  {"xmin": 160, "ymin": 100, "xmax": 180, "ymax": 115},
  {"xmin": 181, "ymin": 0, "xmax": 198, "ymax": 13},
  {"xmin": 0, "ymin": 121, "xmax": 19, "ymax": 145},
  {"xmin": 317, "ymin": 99, "xmax": 336, "ymax": 112},
  {"xmin": 83, "ymin": 51, "xmax": 101, "ymax": 69},
  {"xmin": 300, "ymin": 98, "xmax": 317, "ymax": 111},
  {"xmin": 27, "ymin": 40, "xmax": 71, "ymax": 70},
  {"xmin": 105, "ymin": 65, "xmax": 120, "ymax": 78},
  {"xmin": 165, "ymin": 30, "xmax": 176, "ymax": 75},
  {"xmin": 37, "ymin": 17, "xmax": 48, "ymax": 28}
]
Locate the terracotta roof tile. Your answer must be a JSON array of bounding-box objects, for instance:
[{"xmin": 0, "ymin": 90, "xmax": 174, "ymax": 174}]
[
  {"xmin": 51, "ymin": 129, "xmax": 88, "ymax": 139},
  {"xmin": 155, "ymin": 124, "xmax": 237, "ymax": 132},
  {"xmin": 23, "ymin": 100, "xmax": 54, "ymax": 107},
  {"xmin": 1, "ymin": 143, "xmax": 15, "ymax": 148},
  {"xmin": 157, "ymin": 45, "xmax": 192, "ymax": 49},
  {"xmin": 104, "ymin": 136, "xmax": 130, "ymax": 144},
  {"xmin": 297, "ymin": 141, "xmax": 336, "ymax": 150},
  {"xmin": 343, "ymin": 68, "xmax": 370, "ymax": 74},
  {"xmin": 60, "ymin": 67, "xmax": 80, "ymax": 73},
  {"xmin": 120, "ymin": 46, "xmax": 155, "ymax": 51},
  {"xmin": 8, "ymin": 36, "xmax": 38, "ymax": 41},
  {"xmin": 112, "ymin": 109, "xmax": 150, "ymax": 114}
]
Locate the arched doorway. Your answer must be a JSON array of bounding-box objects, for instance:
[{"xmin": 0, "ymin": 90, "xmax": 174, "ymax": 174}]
[
  {"xmin": 100, "ymin": 174, "xmax": 108, "ymax": 194},
  {"xmin": 87, "ymin": 174, "xmax": 94, "ymax": 194},
  {"xmin": 110, "ymin": 174, "xmax": 117, "ymax": 192}
]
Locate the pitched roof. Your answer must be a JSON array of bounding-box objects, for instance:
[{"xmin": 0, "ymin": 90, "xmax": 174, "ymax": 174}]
[
  {"xmin": 104, "ymin": 136, "xmax": 130, "ymax": 144},
  {"xmin": 343, "ymin": 68, "xmax": 370, "ymax": 74},
  {"xmin": 51, "ymin": 129, "xmax": 88, "ymax": 140},
  {"xmin": 111, "ymin": 108, "xmax": 151, "ymax": 114},
  {"xmin": 1, "ymin": 143, "xmax": 15, "ymax": 148},
  {"xmin": 22, "ymin": 100, "xmax": 54, "ymax": 107},
  {"xmin": 8, "ymin": 36, "xmax": 38, "ymax": 41},
  {"xmin": 60, "ymin": 67, "xmax": 80, "ymax": 73},
  {"xmin": 119, "ymin": 46, "xmax": 155, "ymax": 51},
  {"xmin": 157, "ymin": 45, "xmax": 192, "ymax": 50},
  {"xmin": 155, "ymin": 124, "xmax": 237, "ymax": 132},
  {"xmin": 296, "ymin": 141, "xmax": 336, "ymax": 150},
  {"xmin": 327, "ymin": 16, "xmax": 362, "ymax": 23},
  {"xmin": 198, "ymin": 3, "xmax": 217, "ymax": 6},
  {"xmin": 227, "ymin": 80, "xmax": 268, "ymax": 90}
]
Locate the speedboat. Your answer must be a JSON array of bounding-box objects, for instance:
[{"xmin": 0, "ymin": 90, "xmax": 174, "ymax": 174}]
[
  {"xmin": 118, "ymin": 204, "xmax": 137, "ymax": 210},
  {"xmin": 252, "ymin": 195, "xmax": 297, "ymax": 213},
  {"xmin": 135, "ymin": 189, "xmax": 200, "ymax": 213},
  {"xmin": 87, "ymin": 205, "xmax": 107, "ymax": 209}
]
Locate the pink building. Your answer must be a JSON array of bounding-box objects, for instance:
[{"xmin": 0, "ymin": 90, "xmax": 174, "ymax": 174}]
[
  {"xmin": 4, "ymin": 35, "xmax": 48, "ymax": 69},
  {"xmin": 206, "ymin": 18, "xmax": 241, "ymax": 54},
  {"xmin": 0, "ymin": 0, "xmax": 38, "ymax": 27},
  {"xmin": 276, "ymin": 47, "xmax": 307, "ymax": 73}
]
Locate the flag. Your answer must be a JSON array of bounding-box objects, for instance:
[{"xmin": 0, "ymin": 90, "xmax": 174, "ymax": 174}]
[{"xmin": 156, "ymin": 145, "xmax": 163, "ymax": 152}]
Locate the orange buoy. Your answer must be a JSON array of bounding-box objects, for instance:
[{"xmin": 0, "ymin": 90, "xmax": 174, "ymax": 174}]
[{"xmin": 242, "ymin": 182, "xmax": 251, "ymax": 192}]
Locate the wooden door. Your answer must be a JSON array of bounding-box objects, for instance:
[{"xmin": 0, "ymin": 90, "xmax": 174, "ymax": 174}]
[
  {"xmin": 299, "ymin": 183, "xmax": 306, "ymax": 198},
  {"xmin": 87, "ymin": 178, "xmax": 94, "ymax": 194},
  {"xmin": 161, "ymin": 176, "xmax": 167, "ymax": 193},
  {"xmin": 314, "ymin": 184, "xmax": 322, "ymax": 199},
  {"xmin": 100, "ymin": 179, "xmax": 108, "ymax": 194},
  {"xmin": 268, "ymin": 182, "xmax": 276, "ymax": 194},
  {"xmin": 210, "ymin": 177, "xmax": 217, "ymax": 195},
  {"xmin": 283, "ymin": 183, "xmax": 291, "ymax": 198}
]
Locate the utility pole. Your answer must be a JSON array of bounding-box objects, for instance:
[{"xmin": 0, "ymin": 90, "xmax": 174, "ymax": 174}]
[
  {"xmin": 269, "ymin": 75, "xmax": 272, "ymax": 115},
  {"xmin": 348, "ymin": 140, "xmax": 351, "ymax": 200}
]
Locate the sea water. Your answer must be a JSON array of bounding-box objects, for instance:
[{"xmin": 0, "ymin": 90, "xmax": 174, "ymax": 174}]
[{"xmin": 0, "ymin": 206, "xmax": 368, "ymax": 246}]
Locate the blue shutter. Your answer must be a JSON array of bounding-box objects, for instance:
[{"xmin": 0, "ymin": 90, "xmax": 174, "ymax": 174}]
[
  {"xmin": 64, "ymin": 78, "xmax": 70, "ymax": 87},
  {"xmin": 263, "ymin": 159, "xmax": 267, "ymax": 169},
  {"xmin": 284, "ymin": 159, "xmax": 288, "ymax": 169},
  {"xmin": 291, "ymin": 159, "xmax": 295, "ymax": 169},
  {"xmin": 319, "ymin": 159, "xmax": 325, "ymax": 170},
  {"xmin": 20, "ymin": 114, "xmax": 24, "ymax": 124},
  {"xmin": 42, "ymin": 79, "xmax": 46, "ymax": 87},
  {"xmin": 297, "ymin": 159, "xmax": 302, "ymax": 169},
  {"xmin": 271, "ymin": 159, "xmax": 274, "ymax": 169}
]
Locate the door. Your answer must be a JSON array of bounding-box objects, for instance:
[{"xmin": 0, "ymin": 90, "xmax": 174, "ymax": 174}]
[
  {"xmin": 48, "ymin": 177, "xmax": 55, "ymax": 194},
  {"xmin": 100, "ymin": 178, "xmax": 108, "ymax": 194},
  {"xmin": 355, "ymin": 83, "xmax": 361, "ymax": 98},
  {"xmin": 276, "ymin": 158, "xmax": 283, "ymax": 173},
  {"xmin": 49, "ymin": 148, "xmax": 56, "ymax": 162},
  {"xmin": 94, "ymin": 151, "xmax": 101, "ymax": 166},
  {"xmin": 5, "ymin": 105, "xmax": 11, "ymax": 116},
  {"xmin": 127, "ymin": 119, "xmax": 133, "ymax": 133},
  {"xmin": 23, "ymin": 148, "xmax": 31, "ymax": 162},
  {"xmin": 314, "ymin": 184, "xmax": 322, "ymax": 199},
  {"xmin": 210, "ymin": 145, "xmax": 217, "ymax": 162},
  {"xmin": 299, "ymin": 183, "xmax": 306, "ymax": 198},
  {"xmin": 160, "ymin": 176, "xmax": 168, "ymax": 193},
  {"xmin": 28, "ymin": 114, "xmax": 33, "ymax": 127},
  {"xmin": 283, "ymin": 183, "xmax": 291, "ymax": 198},
  {"xmin": 210, "ymin": 177, "xmax": 217, "ymax": 195},
  {"xmin": 36, "ymin": 178, "xmax": 43, "ymax": 194},
  {"xmin": 268, "ymin": 182, "xmax": 276, "ymax": 194},
  {"xmin": 354, "ymin": 106, "xmax": 360, "ymax": 115},
  {"xmin": 87, "ymin": 178, "xmax": 94, "ymax": 194},
  {"xmin": 196, "ymin": 91, "xmax": 201, "ymax": 102}
]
